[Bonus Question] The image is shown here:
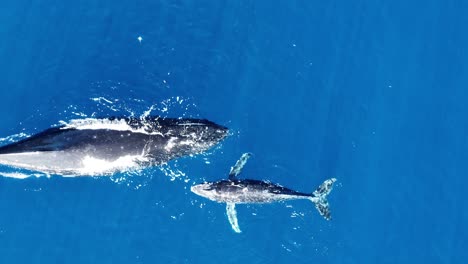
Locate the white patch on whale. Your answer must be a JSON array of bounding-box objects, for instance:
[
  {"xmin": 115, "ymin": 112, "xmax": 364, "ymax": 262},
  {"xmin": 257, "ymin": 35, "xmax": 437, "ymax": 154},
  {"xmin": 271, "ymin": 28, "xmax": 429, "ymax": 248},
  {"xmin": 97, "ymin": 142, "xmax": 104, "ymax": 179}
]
[{"xmin": 78, "ymin": 155, "xmax": 148, "ymax": 175}]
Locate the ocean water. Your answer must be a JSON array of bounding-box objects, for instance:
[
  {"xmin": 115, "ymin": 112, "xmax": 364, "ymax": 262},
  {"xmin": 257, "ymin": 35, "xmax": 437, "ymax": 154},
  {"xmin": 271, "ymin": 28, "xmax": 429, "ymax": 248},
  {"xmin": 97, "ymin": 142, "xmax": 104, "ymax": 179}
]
[{"xmin": 0, "ymin": 0, "xmax": 467, "ymax": 263}]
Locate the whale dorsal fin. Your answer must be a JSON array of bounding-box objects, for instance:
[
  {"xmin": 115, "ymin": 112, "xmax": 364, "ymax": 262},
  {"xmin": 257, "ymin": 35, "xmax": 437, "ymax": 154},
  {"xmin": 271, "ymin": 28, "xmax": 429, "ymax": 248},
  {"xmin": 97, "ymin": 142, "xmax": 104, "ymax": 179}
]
[
  {"xmin": 228, "ymin": 153, "xmax": 252, "ymax": 180},
  {"xmin": 226, "ymin": 203, "xmax": 241, "ymax": 233}
]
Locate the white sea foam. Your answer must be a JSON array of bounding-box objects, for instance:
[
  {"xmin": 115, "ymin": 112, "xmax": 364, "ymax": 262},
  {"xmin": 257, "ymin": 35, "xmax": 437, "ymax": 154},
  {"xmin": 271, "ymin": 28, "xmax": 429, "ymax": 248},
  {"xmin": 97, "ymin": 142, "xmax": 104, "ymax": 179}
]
[
  {"xmin": 158, "ymin": 163, "xmax": 187, "ymax": 182},
  {"xmin": 0, "ymin": 172, "xmax": 45, "ymax": 179},
  {"xmin": 59, "ymin": 118, "xmax": 134, "ymax": 131},
  {"xmin": 58, "ymin": 118, "xmax": 164, "ymax": 136},
  {"xmin": 164, "ymin": 137, "xmax": 178, "ymax": 151},
  {"xmin": 0, "ymin": 133, "xmax": 30, "ymax": 144},
  {"xmin": 90, "ymin": 97, "xmax": 114, "ymax": 104}
]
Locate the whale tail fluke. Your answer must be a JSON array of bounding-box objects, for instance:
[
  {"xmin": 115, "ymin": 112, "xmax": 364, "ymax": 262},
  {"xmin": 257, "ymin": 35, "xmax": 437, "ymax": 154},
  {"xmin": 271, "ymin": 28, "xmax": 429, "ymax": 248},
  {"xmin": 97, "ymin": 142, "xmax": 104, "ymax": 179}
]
[{"xmin": 309, "ymin": 178, "xmax": 337, "ymax": 220}]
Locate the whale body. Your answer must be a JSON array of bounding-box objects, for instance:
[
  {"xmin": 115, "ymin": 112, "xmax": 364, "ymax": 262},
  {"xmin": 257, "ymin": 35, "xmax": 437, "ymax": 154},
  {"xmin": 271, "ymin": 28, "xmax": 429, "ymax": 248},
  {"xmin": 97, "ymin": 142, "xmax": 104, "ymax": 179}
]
[
  {"xmin": 191, "ymin": 153, "xmax": 336, "ymax": 233},
  {"xmin": 0, "ymin": 116, "xmax": 228, "ymax": 176}
]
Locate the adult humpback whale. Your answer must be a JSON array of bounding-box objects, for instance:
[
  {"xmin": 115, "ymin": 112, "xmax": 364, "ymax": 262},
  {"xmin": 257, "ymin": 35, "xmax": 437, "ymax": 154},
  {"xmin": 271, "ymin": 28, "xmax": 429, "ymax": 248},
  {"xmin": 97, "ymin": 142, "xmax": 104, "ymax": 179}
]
[
  {"xmin": 0, "ymin": 116, "xmax": 228, "ymax": 176},
  {"xmin": 191, "ymin": 153, "xmax": 336, "ymax": 233}
]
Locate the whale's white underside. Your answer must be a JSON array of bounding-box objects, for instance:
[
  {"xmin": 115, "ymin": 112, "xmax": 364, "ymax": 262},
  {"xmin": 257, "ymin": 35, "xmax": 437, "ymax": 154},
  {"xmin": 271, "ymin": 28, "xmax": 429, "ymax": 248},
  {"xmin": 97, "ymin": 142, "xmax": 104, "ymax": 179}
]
[{"xmin": 0, "ymin": 151, "xmax": 147, "ymax": 176}]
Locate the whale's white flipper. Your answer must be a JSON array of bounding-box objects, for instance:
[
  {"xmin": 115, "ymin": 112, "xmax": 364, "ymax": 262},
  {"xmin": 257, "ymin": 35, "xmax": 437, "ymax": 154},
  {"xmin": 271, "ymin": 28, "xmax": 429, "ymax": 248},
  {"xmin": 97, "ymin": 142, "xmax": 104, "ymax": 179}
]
[
  {"xmin": 226, "ymin": 203, "xmax": 241, "ymax": 233},
  {"xmin": 228, "ymin": 153, "xmax": 252, "ymax": 180}
]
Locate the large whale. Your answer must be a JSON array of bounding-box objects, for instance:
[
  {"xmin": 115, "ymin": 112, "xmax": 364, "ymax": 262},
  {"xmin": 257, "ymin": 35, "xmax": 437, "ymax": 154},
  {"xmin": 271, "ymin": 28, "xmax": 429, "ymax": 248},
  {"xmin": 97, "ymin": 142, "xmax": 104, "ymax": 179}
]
[
  {"xmin": 191, "ymin": 153, "xmax": 336, "ymax": 233},
  {"xmin": 0, "ymin": 116, "xmax": 228, "ymax": 176}
]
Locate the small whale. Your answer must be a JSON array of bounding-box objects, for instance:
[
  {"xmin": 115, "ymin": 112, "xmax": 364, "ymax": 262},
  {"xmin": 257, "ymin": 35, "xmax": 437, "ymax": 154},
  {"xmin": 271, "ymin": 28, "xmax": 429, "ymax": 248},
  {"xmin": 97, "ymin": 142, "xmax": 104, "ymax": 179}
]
[
  {"xmin": 191, "ymin": 153, "xmax": 336, "ymax": 233},
  {"xmin": 0, "ymin": 116, "xmax": 228, "ymax": 176}
]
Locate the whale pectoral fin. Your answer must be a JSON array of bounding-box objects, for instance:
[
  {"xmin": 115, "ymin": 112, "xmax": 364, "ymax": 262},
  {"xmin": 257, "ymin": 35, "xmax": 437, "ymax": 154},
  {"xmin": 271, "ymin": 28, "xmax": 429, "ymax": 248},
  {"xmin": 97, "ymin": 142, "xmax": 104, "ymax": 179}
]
[
  {"xmin": 226, "ymin": 203, "xmax": 241, "ymax": 233},
  {"xmin": 228, "ymin": 153, "xmax": 252, "ymax": 180}
]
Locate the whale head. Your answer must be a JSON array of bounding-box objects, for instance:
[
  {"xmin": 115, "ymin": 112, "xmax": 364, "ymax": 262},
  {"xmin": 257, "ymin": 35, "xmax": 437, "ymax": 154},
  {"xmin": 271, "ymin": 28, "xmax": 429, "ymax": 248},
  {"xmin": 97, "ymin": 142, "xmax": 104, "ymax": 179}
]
[
  {"xmin": 191, "ymin": 182, "xmax": 218, "ymax": 201},
  {"xmin": 158, "ymin": 118, "xmax": 229, "ymax": 157},
  {"xmin": 173, "ymin": 118, "xmax": 228, "ymax": 144}
]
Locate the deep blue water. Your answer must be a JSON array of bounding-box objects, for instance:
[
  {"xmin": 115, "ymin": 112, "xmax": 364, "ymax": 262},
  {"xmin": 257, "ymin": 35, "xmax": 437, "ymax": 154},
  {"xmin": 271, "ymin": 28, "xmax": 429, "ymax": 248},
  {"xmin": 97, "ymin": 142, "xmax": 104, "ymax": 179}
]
[{"xmin": 1, "ymin": 0, "xmax": 467, "ymax": 263}]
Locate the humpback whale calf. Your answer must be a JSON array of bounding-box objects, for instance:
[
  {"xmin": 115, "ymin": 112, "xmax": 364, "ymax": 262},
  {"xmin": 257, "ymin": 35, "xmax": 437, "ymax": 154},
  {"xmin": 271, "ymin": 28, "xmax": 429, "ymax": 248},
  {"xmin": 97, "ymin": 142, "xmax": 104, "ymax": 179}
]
[
  {"xmin": 0, "ymin": 116, "xmax": 228, "ymax": 176},
  {"xmin": 191, "ymin": 153, "xmax": 336, "ymax": 233}
]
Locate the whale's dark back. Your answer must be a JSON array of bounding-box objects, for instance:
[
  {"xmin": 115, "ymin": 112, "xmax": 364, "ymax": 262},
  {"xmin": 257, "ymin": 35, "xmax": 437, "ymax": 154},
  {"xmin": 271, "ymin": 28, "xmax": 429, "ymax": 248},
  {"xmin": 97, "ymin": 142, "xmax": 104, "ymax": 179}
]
[{"xmin": 212, "ymin": 179, "xmax": 310, "ymax": 197}]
